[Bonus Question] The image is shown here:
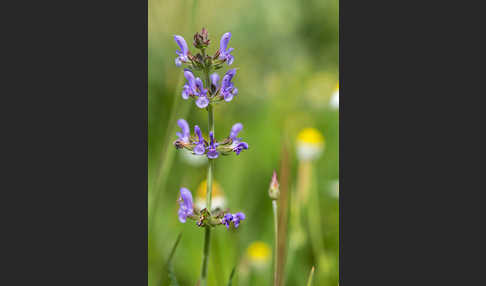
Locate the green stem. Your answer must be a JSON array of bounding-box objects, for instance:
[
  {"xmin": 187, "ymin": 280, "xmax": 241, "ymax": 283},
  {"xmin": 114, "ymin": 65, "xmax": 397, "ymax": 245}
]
[
  {"xmin": 200, "ymin": 226, "xmax": 211, "ymax": 286},
  {"xmin": 306, "ymin": 266, "xmax": 315, "ymax": 286},
  {"xmin": 272, "ymin": 200, "xmax": 279, "ymax": 286},
  {"xmin": 200, "ymin": 66, "xmax": 214, "ymax": 286}
]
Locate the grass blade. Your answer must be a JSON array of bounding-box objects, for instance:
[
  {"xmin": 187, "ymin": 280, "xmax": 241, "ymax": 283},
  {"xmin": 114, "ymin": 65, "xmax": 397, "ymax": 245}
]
[
  {"xmin": 226, "ymin": 266, "xmax": 237, "ymax": 286},
  {"xmin": 306, "ymin": 266, "xmax": 315, "ymax": 286},
  {"xmin": 167, "ymin": 232, "xmax": 183, "ymax": 286}
]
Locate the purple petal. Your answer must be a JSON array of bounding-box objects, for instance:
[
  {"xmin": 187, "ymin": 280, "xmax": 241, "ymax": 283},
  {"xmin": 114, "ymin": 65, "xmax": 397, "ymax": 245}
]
[
  {"xmin": 235, "ymin": 212, "xmax": 245, "ymax": 220},
  {"xmin": 219, "ymin": 32, "xmax": 231, "ymax": 53},
  {"xmin": 194, "ymin": 125, "xmax": 203, "ymax": 142},
  {"xmin": 175, "ymin": 57, "xmax": 182, "ymax": 67},
  {"xmin": 225, "ymin": 68, "xmax": 237, "ymax": 79},
  {"xmin": 234, "ymin": 142, "xmax": 249, "ymax": 155},
  {"xmin": 230, "ymin": 123, "xmax": 243, "ymax": 139},
  {"xmin": 178, "ymin": 187, "xmax": 194, "ymax": 223},
  {"xmin": 179, "ymin": 187, "xmax": 193, "ymax": 208},
  {"xmin": 182, "ymin": 85, "xmax": 191, "ymax": 99},
  {"xmin": 195, "ymin": 78, "xmax": 207, "ymax": 95},
  {"xmin": 184, "ymin": 70, "xmax": 196, "ymax": 90},
  {"xmin": 177, "ymin": 119, "xmax": 190, "ymax": 141},
  {"xmin": 210, "ymin": 73, "xmax": 220, "ymax": 88},
  {"xmin": 227, "ymin": 55, "xmax": 234, "ymax": 65},
  {"xmin": 194, "ymin": 144, "xmax": 206, "ymax": 155},
  {"xmin": 232, "ymin": 87, "xmax": 238, "ymax": 96},
  {"xmin": 207, "ymin": 150, "xmax": 219, "ymax": 159},
  {"xmin": 224, "ymin": 93, "xmax": 233, "ymax": 102},
  {"xmin": 196, "ymin": 96, "xmax": 209, "ymax": 109},
  {"xmin": 178, "ymin": 208, "xmax": 187, "ymax": 223},
  {"xmin": 174, "ymin": 35, "xmax": 188, "ymax": 56}
]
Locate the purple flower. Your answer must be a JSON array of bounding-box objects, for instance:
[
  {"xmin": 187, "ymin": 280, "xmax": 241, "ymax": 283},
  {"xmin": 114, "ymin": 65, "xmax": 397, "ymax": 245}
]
[
  {"xmin": 194, "ymin": 78, "xmax": 209, "ymax": 108},
  {"xmin": 221, "ymin": 69, "xmax": 238, "ymax": 102},
  {"xmin": 207, "ymin": 131, "xmax": 219, "ymax": 159},
  {"xmin": 176, "ymin": 119, "xmax": 190, "ymax": 143},
  {"xmin": 222, "ymin": 213, "xmax": 233, "ymax": 229},
  {"xmin": 193, "ymin": 125, "xmax": 206, "ymax": 155},
  {"xmin": 232, "ymin": 212, "xmax": 246, "ymax": 228},
  {"xmin": 221, "ymin": 212, "xmax": 246, "ymax": 229},
  {"xmin": 210, "ymin": 72, "xmax": 220, "ymax": 90},
  {"xmin": 233, "ymin": 142, "xmax": 249, "ymax": 155},
  {"xmin": 195, "ymin": 78, "xmax": 208, "ymax": 97},
  {"xmin": 229, "ymin": 123, "xmax": 243, "ymax": 142},
  {"xmin": 196, "ymin": 96, "xmax": 209, "ymax": 109},
  {"xmin": 182, "ymin": 70, "xmax": 197, "ymax": 99},
  {"xmin": 178, "ymin": 188, "xmax": 194, "ymax": 223},
  {"xmin": 182, "ymin": 70, "xmax": 209, "ymax": 108},
  {"xmin": 218, "ymin": 32, "xmax": 234, "ymax": 65},
  {"xmin": 174, "ymin": 35, "xmax": 189, "ymax": 67}
]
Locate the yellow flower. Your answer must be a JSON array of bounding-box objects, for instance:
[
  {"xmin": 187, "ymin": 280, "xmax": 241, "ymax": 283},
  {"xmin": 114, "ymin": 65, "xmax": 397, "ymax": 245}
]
[
  {"xmin": 296, "ymin": 128, "xmax": 325, "ymax": 161},
  {"xmin": 246, "ymin": 241, "xmax": 271, "ymax": 268},
  {"xmin": 195, "ymin": 180, "xmax": 225, "ymax": 211}
]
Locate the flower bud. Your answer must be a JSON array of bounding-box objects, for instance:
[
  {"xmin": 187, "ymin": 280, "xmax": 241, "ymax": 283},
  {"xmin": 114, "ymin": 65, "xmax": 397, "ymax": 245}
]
[
  {"xmin": 268, "ymin": 171, "xmax": 280, "ymax": 200},
  {"xmin": 193, "ymin": 27, "xmax": 210, "ymax": 49}
]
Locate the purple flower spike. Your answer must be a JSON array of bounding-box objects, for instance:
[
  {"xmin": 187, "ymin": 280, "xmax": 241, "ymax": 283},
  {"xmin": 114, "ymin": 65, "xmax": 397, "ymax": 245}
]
[
  {"xmin": 229, "ymin": 123, "xmax": 243, "ymax": 141},
  {"xmin": 207, "ymin": 131, "xmax": 219, "ymax": 159},
  {"xmin": 174, "ymin": 35, "xmax": 189, "ymax": 67},
  {"xmin": 232, "ymin": 212, "xmax": 246, "ymax": 228},
  {"xmin": 176, "ymin": 119, "xmax": 190, "ymax": 143},
  {"xmin": 193, "ymin": 125, "xmax": 206, "ymax": 155},
  {"xmin": 233, "ymin": 142, "xmax": 249, "ymax": 155},
  {"xmin": 174, "ymin": 35, "xmax": 189, "ymax": 64},
  {"xmin": 219, "ymin": 32, "xmax": 234, "ymax": 65},
  {"xmin": 222, "ymin": 213, "xmax": 233, "ymax": 229},
  {"xmin": 210, "ymin": 73, "xmax": 220, "ymax": 89},
  {"xmin": 221, "ymin": 69, "xmax": 238, "ymax": 102},
  {"xmin": 178, "ymin": 188, "xmax": 194, "ymax": 223}
]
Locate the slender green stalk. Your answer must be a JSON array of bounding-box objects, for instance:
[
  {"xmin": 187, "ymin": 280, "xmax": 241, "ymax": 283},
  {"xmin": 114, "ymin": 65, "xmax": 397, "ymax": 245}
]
[
  {"xmin": 306, "ymin": 266, "xmax": 315, "ymax": 286},
  {"xmin": 272, "ymin": 200, "xmax": 279, "ymax": 286},
  {"xmin": 200, "ymin": 65, "xmax": 214, "ymax": 286},
  {"xmin": 200, "ymin": 226, "xmax": 211, "ymax": 286}
]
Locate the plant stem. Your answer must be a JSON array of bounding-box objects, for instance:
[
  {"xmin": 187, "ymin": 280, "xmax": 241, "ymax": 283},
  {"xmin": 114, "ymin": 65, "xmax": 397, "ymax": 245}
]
[
  {"xmin": 272, "ymin": 199, "xmax": 279, "ymax": 286},
  {"xmin": 200, "ymin": 66, "xmax": 214, "ymax": 286},
  {"xmin": 200, "ymin": 226, "xmax": 211, "ymax": 286},
  {"xmin": 306, "ymin": 266, "xmax": 315, "ymax": 286}
]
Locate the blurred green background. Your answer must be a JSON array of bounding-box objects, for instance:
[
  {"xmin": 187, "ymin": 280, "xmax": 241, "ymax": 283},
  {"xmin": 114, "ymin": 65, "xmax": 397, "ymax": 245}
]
[{"xmin": 149, "ymin": 0, "xmax": 338, "ymax": 285}]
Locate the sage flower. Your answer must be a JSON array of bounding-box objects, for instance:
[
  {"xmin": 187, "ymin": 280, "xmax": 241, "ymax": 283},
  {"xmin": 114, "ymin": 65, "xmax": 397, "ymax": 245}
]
[
  {"xmin": 218, "ymin": 32, "xmax": 234, "ymax": 65},
  {"xmin": 233, "ymin": 142, "xmax": 249, "ymax": 155},
  {"xmin": 221, "ymin": 212, "xmax": 246, "ymax": 229},
  {"xmin": 229, "ymin": 122, "xmax": 243, "ymax": 142},
  {"xmin": 178, "ymin": 187, "xmax": 194, "ymax": 223},
  {"xmin": 174, "ymin": 35, "xmax": 189, "ymax": 67},
  {"xmin": 232, "ymin": 212, "xmax": 246, "ymax": 228},
  {"xmin": 210, "ymin": 72, "xmax": 220, "ymax": 92},
  {"xmin": 193, "ymin": 125, "xmax": 206, "ymax": 155},
  {"xmin": 228, "ymin": 123, "xmax": 248, "ymax": 155},
  {"xmin": 221, "ymin": 69, "xmax": 238, "ymax": 102},
  {"xmin": 182, "ymin": 70, "xmax": 209, "ymax": 108},
  {"xmin": 176, "ymin": 119, "xmax": 190, "ymax": 144},
  {"xmin": 207, "ymin": 131, "xmax": 219, "ymax": 159}
]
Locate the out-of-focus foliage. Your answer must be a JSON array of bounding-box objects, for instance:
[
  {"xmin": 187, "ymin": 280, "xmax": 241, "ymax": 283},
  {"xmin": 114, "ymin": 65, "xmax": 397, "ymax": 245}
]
[{"xmin": 149, "ymin": 0, "xmax": 338, "ymax": 285}]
